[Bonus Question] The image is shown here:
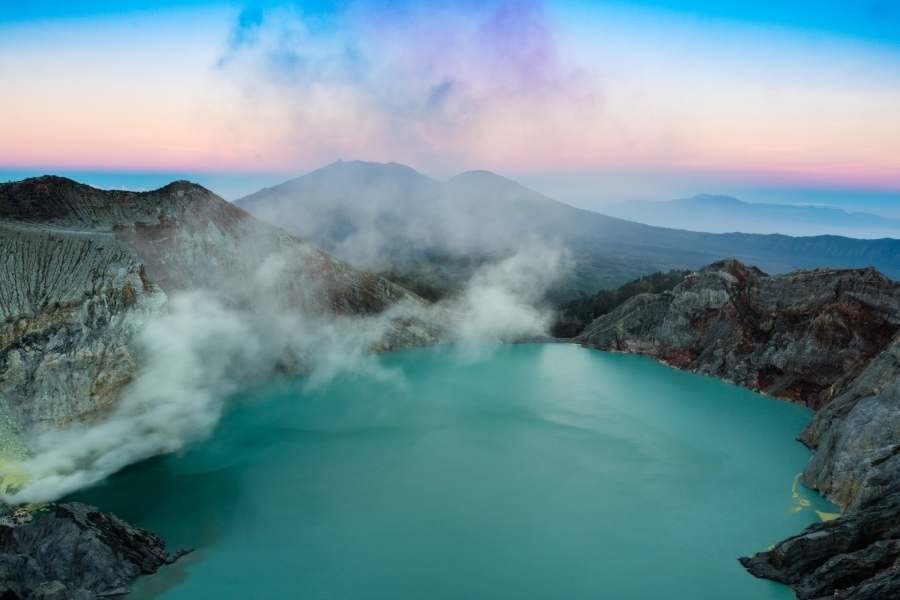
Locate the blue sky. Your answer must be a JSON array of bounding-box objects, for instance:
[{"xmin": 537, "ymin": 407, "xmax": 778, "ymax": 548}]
[
  {"xmin": 6, "ymin": 0, "xmax": 898, "ymax": 41},
  {"xmin": 601, "ymin": 0, "xmax": 900, "ymax": 44},
  {"xmin": 1, "ymin": 1, "xmax": 898, "ymax": 211}
]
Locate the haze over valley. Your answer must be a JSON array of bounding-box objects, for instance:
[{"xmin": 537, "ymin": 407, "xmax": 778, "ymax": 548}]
[{"xmin": 238, "ymin": 160, "xmax": 900, "ymax": 301}]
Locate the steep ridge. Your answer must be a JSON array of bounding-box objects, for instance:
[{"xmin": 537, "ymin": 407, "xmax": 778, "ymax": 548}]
[
  {"xmin": 237, "ymin": 161, "xmax": 900, "ymax": 299},
  {"xmin": 0, "ymin": 176, "xmax": 438, "ymax": 435},
  {"xmin": 575, "ymin": 260, "xmax": 900, "ymax": 598}
]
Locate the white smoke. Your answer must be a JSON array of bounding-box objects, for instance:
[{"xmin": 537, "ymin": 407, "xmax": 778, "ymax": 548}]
[
  {"xmin": 2, "ymin": 242, "xmax": 568, "ymax": 504},
  {"xmin": 443, "ymin": 242, "xmax": 568, "ymax": 355}
]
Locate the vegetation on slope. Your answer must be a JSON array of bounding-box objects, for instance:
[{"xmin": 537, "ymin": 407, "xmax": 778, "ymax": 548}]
[{"xmin": 551, "ymin": 270, "xmax": 689, "ymax": 338}]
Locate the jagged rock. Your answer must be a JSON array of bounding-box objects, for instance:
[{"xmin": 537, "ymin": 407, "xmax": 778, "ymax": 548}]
[
  {"xmin": 576, "ymin": 259, "xmax": 900, "ymax": 409},
  {"xmin": 0, "ymin": 225, "xmax": 165, "ymax": 434},
  {"xmin": 801, "ymin": 338, "xmax": 900, "ymax": 509},
  {"xmin": 576, "ymin": 258, "xmax": 900, "ymax": 598},
  {"xmin": 0, "ymin": 503, "xmax": 187, "ymax": 600},
  {"xmin": 739, "ymin": 485, "xmax": 900, "ymax": 599},
  {"xmin": 838, "ymin": 568, "xmax": 900, "ymax": 600},
  {"xmin": 0, "ymin": 176, "xmax": 441, "ymax": 436}
]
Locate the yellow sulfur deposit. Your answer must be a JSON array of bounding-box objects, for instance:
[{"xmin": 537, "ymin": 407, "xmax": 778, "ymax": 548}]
[
  {"xmin": 0, "ymin": 413, "xmax": 29, "ymax": 497},
  {"xmin": 790, "ymin": 473, "xmax": 811, "ymax": 513},
  {"xmin": 790, "ymin": 473, "xmax": 842, "ymax": 522},
  {"xmin": 816, "ymin": 511, "xmax": 841, "ymax": 522},
  {"xmin": 0, "ymin": 459, "xmax": 28, "ymax": 496}
]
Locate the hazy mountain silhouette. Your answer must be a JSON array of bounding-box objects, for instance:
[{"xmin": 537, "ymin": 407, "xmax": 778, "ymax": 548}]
[
  {"xmin": 602, "ymin": 194, "xmax": 900, "ymax": 238},
  {"xmin": 238, "ymin": 161, "xmax": 900, "ymax": 299}
]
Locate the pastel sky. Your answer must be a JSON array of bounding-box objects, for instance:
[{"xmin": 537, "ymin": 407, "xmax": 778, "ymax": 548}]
[{"xmin": 1, "ymin": 1, "xmax": 899, "ymax": 210}]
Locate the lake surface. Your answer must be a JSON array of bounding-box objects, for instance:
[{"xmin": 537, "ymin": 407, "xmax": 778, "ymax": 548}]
[{"xmin": 73, "ymin": 344, "xmax": 834, "ymax": 599}]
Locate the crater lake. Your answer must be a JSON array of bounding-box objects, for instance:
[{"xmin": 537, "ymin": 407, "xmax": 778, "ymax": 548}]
[{"xmin": 73, "ymin": 343, "xmax": 834, "ymax": 599}]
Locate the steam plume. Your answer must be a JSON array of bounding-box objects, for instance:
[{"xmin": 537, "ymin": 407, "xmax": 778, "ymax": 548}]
[{"xmin": 2, "ymin": 242, "xmax": 568, "ymax": 503}]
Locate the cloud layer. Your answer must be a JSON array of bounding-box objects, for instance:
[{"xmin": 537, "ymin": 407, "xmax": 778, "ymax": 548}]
[{"xmin": 217, "ymin": 1, "xmax": 598, "ymax": 171}]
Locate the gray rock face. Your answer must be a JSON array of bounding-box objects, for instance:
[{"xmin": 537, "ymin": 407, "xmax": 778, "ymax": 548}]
[
  {"xmin": 577, "ymin": 259, "xmax": 900, "ymax": 409},
  {"xmin": 576, "ymin": 258, "xmax": 900, "ymax": 598},
  {"xmin": 0, "ymin": 503, "xmax": 187, "ymax": 599},
  {"xmin": 0, "ymin": 176, "xmax": 440, "ymax": 438},
  {"xmin": 801, "ymin": 337, "xmax": 900, "ymax": 509},
  {"xmin": 0, "ymin": 225, "xmax": 166, "ymax": 434}
]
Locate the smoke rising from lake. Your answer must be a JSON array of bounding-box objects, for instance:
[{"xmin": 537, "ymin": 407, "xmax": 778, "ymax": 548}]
[{"xmin": 2, "ymin": 241, "xmax": 567, "ymax": 503}]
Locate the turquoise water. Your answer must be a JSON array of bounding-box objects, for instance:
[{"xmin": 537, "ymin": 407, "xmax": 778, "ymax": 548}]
[{"xmin": 73, "ymin": 344, "xmax": 834, "ymax": 599}]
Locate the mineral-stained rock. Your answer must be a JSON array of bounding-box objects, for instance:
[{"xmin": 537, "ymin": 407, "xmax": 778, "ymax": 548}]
[
  {"xmin": 0, "ymin": 503, "xmax": 187, "ymax": 600},
  {"xmin": 575, "ymin": 258, "xmax": 900, "ymax": 598},
  {"xmin": 576, "ymin": 259, "xmax": 900, "ymax": 410}
]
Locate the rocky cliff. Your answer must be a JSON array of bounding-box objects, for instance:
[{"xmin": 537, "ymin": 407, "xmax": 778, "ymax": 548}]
[
  {"xmin": 576, "ymin": 259, "xmax": 900, "ymax": 599},
  {"xmin": 0, "ymin": 503, "xmax": 187, "ymax": 599},
  {"xmin": 0, "ymin": 176, "xmax": 439, "ymax": 437},
  {"xmin": 0, "ymin": 176, "xmax": 445, "ymax": 593}
]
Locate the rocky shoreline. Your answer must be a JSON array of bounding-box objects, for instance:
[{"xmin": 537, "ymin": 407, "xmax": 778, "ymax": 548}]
[
  {"xmin": 739, "ymin": 486, "xmax": 900, "ymax": 600},
  {"xmin": 576, "ymin": 259, "xmax": 900, "ymax": 599},
  {"xmin": 0, "ymin": 503, "xmax": 188, "ymax": 599}
]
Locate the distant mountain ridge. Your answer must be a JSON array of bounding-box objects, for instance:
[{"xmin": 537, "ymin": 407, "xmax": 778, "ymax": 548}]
[
  {"xmin": 602, "ymin": 193, "xmax": 900, "ymax": 238},
  {"xmin": 237, "ymin": 161, "xmax": 900, "ymax": 299}
]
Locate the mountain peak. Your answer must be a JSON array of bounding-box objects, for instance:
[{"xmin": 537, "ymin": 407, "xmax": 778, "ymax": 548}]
[
  {"xmin": 0, "ymin": 176, "xmax": 98, "ymax": 223},
  {"xmin": 445, "ymin": 169, "xmax": 560, "ymax": 210},
  {"xmin": 446, "ymin": 169, "xmax": 542, "ymax": 197},
  {"xmin": 155, "ymin": 180, "xmax": 213, "ymax": 196},
  {"xmin": 2, "ymin": 175, "xmax": 91, "ymax": 193},
  {"xmin": 449, "ymin": 169, "xmax": 515, "ymax": 185},
  {"xmin": 1, "ymin": 176, "xmax": 211, "ymax": 198},
  {"xmin": 238, "ymin": 160, "xmax": 439, "ymax": 209},
  {"xmin": 18, "ymin": 174, "xmax": 79, "ymax": 185},
  {"xmin": 0, "ymin": 175, "xmax": 230, "ymax": 228},
  {"xmin": 317, "ymin": 159, "xmax": 429, "ymax": 180},
  {"xmin": 452, "ymin": 169, "xmax": 502, "ymax": 179}
]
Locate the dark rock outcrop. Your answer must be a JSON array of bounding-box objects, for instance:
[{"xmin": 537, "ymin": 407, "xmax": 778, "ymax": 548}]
[
  {"xmin": 739, "ymin": 485, "xmax": 900, "ymax": 600},
  {"xmin": 576, "ymin": 259, "xmax": 900, "ymax": 599},
  {"xmin": 0, "ymin": 503, "xmax": 187, "ymax": 599}
]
